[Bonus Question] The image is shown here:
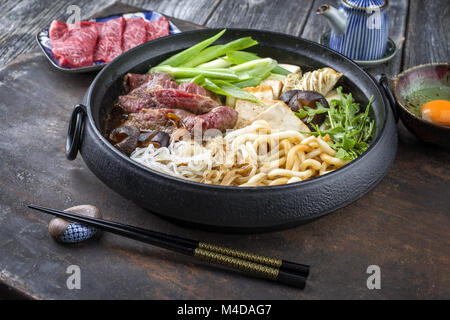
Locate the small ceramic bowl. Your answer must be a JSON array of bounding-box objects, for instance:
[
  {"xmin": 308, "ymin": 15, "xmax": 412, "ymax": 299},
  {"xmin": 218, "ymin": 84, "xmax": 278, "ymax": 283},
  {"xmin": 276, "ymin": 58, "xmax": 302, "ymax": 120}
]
[{"xmin": 393, "ymin": 63, "xmax": 450, "ymax": 149}]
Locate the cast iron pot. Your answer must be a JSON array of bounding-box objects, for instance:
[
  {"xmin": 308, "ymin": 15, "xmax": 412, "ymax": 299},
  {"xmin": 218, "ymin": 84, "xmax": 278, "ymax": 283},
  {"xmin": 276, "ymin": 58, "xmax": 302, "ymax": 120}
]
[{"xmin": 66, "ymin": 29, "xmax": 398, "ymax": 232}]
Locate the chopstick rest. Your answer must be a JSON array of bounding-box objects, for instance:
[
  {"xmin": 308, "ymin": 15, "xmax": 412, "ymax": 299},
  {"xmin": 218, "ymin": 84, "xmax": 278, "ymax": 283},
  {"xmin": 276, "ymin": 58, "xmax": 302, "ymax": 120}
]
[{"xmin": 48, "ymin": 205, "xmax": 101, "ymax": 243}]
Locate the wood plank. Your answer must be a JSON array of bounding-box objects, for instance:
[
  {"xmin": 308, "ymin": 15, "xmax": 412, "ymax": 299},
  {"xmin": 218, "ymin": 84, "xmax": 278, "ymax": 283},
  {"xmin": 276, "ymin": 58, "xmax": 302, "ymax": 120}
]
[
  {"xmin": 124, "ymin": 0, "xmax": 220, "ymax": 25},
  {"xmin": 403, "ymin": 0, "xmax": 449, "ymax": 69},
  {"xmin": 205, "ymin": 0, "xmax": 314, "ymax": 36},
  {"xmin": 301, "ymin": 0, "xmax": 409, "ymax": 78}
]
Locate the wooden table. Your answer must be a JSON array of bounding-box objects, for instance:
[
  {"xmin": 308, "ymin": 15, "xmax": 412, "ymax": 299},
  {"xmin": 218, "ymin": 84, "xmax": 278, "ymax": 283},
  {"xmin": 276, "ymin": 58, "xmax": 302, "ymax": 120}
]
[{"xmin": 0, "ymin": 0, "xmax": 448, "ymax": 299}]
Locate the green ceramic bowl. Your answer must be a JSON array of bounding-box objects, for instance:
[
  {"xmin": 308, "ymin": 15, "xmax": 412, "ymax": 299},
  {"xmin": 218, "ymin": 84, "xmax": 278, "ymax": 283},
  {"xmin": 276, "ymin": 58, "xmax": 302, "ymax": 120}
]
[{"xmin": 393, "ymin": 63, "xmax": 450, "ymax": 149}]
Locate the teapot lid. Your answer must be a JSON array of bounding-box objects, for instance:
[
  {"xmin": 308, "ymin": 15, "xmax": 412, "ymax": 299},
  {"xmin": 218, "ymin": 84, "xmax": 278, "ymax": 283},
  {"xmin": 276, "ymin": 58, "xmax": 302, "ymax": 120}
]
[{"xmin": 342, "ymin": 0, "xmax": 388, "ymax": 9}]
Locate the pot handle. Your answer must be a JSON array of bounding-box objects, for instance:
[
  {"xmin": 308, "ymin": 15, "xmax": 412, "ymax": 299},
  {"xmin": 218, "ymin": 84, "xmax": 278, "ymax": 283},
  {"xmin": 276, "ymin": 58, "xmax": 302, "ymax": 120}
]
[
  {"xmin": 66, "ymin": 104, "xmax": 87, "ymax": 160},
  {"xmin": 376, "ymin": 74, "xmax": 399, "ymax": 123}
]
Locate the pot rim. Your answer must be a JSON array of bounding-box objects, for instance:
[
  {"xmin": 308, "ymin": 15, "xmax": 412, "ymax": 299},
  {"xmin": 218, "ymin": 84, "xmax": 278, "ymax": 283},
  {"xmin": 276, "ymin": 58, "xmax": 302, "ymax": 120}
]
[
  {"xmin": 85, "ymin": 28, "xmax": 391, "ymax": 192},
  {"xmin": 393, "ymin": 62, "xmax": 450, "ymax": 131}
]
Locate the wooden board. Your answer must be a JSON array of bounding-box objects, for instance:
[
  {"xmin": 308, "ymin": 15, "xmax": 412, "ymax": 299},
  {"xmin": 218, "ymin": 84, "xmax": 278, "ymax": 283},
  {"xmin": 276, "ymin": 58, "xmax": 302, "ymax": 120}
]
[
  {"xmin": 402, "ymin": 0, "xmax": 450, "ymax": 68},
  {"xmin": 206, "ymin": 0, "xmax": 315, "ymax": 36},
  {"xmin": 0, "ymin": 0, "xmax": 449, "ymax": 300}
]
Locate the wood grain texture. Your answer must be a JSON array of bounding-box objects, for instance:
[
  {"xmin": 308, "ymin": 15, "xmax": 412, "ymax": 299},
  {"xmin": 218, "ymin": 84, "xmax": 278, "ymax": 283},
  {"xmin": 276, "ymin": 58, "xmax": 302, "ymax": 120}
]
[
  {"xmin": 0, "ymin": 0, "xmax": 449, "ymax": 300},
  {"xmin": 402, "ymin": 0, "xmax": 450, "ymax": 69},
  {"xmin": 205, "ymin": 0, "xmax": 314, "ymax": 35},
  {"xmin": 124, "ymin": 0, "xmax": 221, "ymax": 25}
]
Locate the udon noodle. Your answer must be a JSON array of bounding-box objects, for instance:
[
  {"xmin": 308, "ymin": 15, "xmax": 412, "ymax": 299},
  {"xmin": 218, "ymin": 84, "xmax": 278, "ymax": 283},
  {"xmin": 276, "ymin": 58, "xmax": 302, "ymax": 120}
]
[{"xmin": 131, "ymin": 120, "xmax": 350, "ymax": 187}]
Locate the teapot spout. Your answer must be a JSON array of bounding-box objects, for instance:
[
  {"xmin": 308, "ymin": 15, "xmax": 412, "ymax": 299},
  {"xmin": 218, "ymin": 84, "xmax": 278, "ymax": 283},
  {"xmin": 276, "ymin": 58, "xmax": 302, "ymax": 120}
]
[{"xmin": 316, "ymin": 4, "xmax": 348, "ymax": 35}]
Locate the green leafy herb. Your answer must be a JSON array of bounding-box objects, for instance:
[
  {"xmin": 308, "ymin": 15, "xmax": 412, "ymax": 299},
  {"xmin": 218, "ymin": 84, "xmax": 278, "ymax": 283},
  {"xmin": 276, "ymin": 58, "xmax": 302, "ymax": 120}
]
[
  {"xmin": 297, "ymin": 87, "xmax": 375, "ymax": 160},
  {"xmin": 294, "ymin": 102, "xmax": 329, "ymax": 123}
]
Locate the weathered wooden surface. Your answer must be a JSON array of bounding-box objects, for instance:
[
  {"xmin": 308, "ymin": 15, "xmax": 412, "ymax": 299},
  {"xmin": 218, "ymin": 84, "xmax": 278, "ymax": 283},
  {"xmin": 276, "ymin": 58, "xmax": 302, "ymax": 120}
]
[
  {"xmin": 402, "ymin": 0, "xmax": 450, "ymax": 69},
  {"xmin": 206, "ymin": 0, "xmax": 315, "ymax": 35},
  {"xmin": 0, "ymin": 0, "xmax": 449, "ymax": 299}
]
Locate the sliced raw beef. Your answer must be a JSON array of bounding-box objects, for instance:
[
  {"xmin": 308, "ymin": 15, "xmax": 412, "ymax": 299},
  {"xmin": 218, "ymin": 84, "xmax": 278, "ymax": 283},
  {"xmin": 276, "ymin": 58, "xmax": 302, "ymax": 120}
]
[
  {"xmin": 94, "ymin": 17, "xmax": 125, "ymax": 62},
  {"xmin": 178, "ymin": 82, "xmax": 220, "ymax": 102},
  {"xmin": 117, "ymin": 89, "xmax": 220, "ymax": 114},
  {"xmin": 49, "ymin": 20, "xmax": 98, "ymax": 68},
  {"xmin": 178, "ymin": 82, "xmax": 210, "ymax": 96},
  {"xmin": 122, "ymin": 18, "xmax": 147, "ymax": 52},
  {"xmin": 125, "ymin": 106, "xmax": 238, "ymax": 133},
  {"xmin": 182, "ymin": 106, "xmax": 238, "ymax": 132},
  {"xmin": 123, "ymin": 72, "xmax": 175, "ymax": 92},
  {"xmin": 124, "ymin": 73, "xmax": 219, "ymax": 100},
  {"xmin": 145, "ymin": 16, "xmax": 170, "ymax": 41}
]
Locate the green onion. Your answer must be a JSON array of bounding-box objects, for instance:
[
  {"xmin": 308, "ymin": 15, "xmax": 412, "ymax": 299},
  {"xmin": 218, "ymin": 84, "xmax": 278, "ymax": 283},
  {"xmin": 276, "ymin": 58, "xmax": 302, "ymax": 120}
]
[
  {"xmin": 151, "ymin": 65, "xmax": 239, "ymax": 81},
  {"xmin": 154, "ymin": 29, "xmax": 226, "ymax": 67},
  {"xmin": 180, "ymin": 37, "xmax": 258, "ymax": 67},
  {"xmin": 174, "ymin": 78, "xmax": 192, "ymax": 83},
  {"xmin": 197, "ymin": 57, "xmax": 232, "ymax": 68},
  {"xmin": 176, "ymin": 75, "xmax": 206, "ymax": 84},
  {"xmin": 233, "ymin": 78, "xmax": 262, "ymax": 88},
  {"xmin": 230, "ymin": 58, "xmax": 276, "ymax": 73},
  {"xmin": 190, "ymin": 74, "xmax": 205, "ymax": 84},
  {"xmin": 203, "ymin": 79, "xmax": 259, "ymax": 102},
  {"xmin": 266, "ymin": 73, "xmax": 286, "ymax": 81},
  {"xmin": 225, "ymin": 50, "xmax": 260, "ymax": 64},
  {"xmin": 226, "ymin": 51, "xmax": 291, "ymax": 75}
]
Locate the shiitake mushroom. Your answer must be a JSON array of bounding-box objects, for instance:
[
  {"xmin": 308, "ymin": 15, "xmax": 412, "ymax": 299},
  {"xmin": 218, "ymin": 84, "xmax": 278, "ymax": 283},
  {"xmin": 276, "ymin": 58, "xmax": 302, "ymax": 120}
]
[
  {"xmin": 279, "ymin": 90, "xmax": 300, "ymax": 105},
  {"xmin": 109, "ymin": 126, "xmax": 140, "ymax": 155},
  {"xmin": 109, "ymin": 126, "xmax": 171, "ymax": 155},
  {"xmin": 280, "ymin": 90, "xmax": 329, "ymax": 127},
  {"xmin": 138, "ymin": 131, "xmax": 170, "ymax": 148}
]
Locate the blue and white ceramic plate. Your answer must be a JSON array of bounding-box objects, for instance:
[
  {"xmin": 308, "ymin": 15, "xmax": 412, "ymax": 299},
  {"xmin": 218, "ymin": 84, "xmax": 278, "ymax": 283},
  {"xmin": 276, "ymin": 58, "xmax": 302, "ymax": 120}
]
[
  {"xmin": 320, "ymin": 32, "xmax": 397, "ymax": 68},
  {"xmin": 36, "ymin": 11, "xmax": 181, "ymax": 73}
]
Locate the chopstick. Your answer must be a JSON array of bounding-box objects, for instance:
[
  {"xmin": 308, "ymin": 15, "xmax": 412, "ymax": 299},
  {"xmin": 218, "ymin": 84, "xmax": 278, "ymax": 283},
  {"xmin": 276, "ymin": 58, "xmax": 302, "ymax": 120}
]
[{"xmin": 28, "ymin": 204, "xmax": 309, "ymax": 289}]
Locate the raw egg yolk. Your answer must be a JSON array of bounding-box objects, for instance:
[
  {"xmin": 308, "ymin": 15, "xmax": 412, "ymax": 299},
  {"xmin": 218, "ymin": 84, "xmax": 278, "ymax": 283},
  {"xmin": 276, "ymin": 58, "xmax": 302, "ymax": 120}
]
[{"xmin": 420, "ymin": 100, "xmax": 450, "ymax": 126}]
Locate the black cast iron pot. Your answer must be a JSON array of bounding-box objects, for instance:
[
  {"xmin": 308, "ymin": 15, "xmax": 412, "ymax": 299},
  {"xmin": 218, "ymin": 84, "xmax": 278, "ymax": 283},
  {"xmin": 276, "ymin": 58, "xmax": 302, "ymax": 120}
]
[{"xmin": 66, "ymin": 29, "xmax": 398, "ymax": 232}]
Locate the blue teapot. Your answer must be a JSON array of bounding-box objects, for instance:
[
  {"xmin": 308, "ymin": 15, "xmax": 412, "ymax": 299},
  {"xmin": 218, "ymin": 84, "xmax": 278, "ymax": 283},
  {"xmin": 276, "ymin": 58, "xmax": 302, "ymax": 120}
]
[{"xmin": 317, "ymin": 0, "xmax": 389, "ymax": 60}]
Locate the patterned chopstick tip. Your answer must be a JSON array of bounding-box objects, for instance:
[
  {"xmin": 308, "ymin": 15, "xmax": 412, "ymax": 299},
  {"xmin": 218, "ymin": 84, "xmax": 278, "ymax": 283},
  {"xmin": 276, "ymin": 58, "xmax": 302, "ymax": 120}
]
[{"xmin": 48, "ymin": 205, "xmax": 102, "ymax": 243}]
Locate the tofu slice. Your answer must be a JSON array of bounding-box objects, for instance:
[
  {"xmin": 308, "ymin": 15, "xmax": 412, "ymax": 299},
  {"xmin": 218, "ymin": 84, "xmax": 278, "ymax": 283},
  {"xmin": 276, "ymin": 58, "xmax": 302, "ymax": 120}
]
[
  {"xmin": 243, "ymin": 85, "xmax": 274, "ymax": 100},
  {"xmin": 234, "ymin": 99, "xmax": 280, "ymax": 129},
  {"xmin": 250, "ymin": 101, "xmax": 310, "ymax": 132},
  {"xmin": 260, "ymin": 79, "xmax": 283, "ymax": 99},
  {"xmin": 278, "ymin": 63, "xmax": 302, "ymax": 75}
]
